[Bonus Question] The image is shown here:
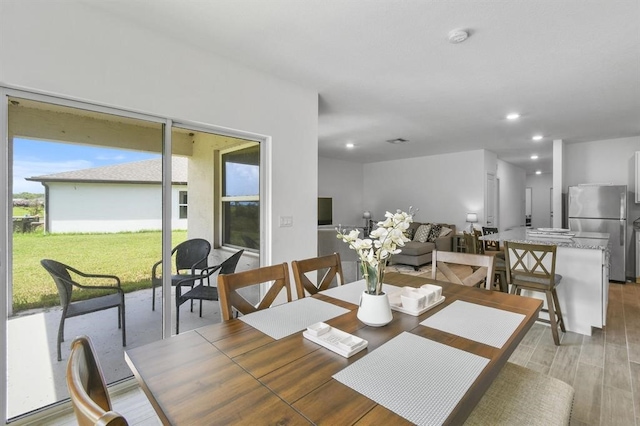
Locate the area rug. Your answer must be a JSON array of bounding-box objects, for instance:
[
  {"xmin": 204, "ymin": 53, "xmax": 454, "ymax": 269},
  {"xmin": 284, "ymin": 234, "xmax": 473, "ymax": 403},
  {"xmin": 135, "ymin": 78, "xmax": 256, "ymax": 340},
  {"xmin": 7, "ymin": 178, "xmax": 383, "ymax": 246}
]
[
  {"xmin": 387, "ymin": 263, "xmax": 472, "ymax": 281},
  {"xmin": 386, "ymin": 264, "xmax": 432, "ymax": 277}
]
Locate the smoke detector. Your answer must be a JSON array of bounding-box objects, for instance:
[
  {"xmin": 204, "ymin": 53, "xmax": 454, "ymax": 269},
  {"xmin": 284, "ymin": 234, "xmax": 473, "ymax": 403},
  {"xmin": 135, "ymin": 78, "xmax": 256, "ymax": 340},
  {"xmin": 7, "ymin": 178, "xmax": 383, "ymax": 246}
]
[
  {"xmin": 386, "ymin": 138, "xmax": 409, "ymax": 144},
  {"xmin": 448, "ymin": 29, "xmax": 469, "ymax": 44}
]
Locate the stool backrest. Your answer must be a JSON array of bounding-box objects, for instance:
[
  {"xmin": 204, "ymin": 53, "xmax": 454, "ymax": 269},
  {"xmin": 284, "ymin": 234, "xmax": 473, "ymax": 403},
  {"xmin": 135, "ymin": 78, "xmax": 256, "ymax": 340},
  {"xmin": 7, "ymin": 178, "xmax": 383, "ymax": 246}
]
[{"xmin": 504, "ymin": 241, "xmax": 558, "ymax": 287}]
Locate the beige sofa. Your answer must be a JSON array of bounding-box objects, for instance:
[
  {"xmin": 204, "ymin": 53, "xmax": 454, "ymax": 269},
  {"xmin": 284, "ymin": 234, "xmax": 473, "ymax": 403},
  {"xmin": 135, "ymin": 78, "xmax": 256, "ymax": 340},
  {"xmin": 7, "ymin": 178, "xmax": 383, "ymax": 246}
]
[{"xmin": 391, "ymin": 222, "xmax": 456, "ymax": 269}]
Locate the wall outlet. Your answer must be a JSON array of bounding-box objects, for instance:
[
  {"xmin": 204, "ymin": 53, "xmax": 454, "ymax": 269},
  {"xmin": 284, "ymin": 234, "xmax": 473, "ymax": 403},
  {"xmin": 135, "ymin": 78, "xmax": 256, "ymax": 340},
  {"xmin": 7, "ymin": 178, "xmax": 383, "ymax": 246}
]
[{"xmin": 279, "ymin": 216, "xmax": 293, "ymax": 227}]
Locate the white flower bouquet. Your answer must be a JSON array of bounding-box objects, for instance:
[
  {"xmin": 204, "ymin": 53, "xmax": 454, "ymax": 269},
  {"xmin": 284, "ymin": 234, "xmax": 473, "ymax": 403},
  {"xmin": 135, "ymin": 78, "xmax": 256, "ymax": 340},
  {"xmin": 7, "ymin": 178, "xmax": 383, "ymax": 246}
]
[{"xmin": 337, "ymin": 209, "xmax": 414, "ymax": 295}]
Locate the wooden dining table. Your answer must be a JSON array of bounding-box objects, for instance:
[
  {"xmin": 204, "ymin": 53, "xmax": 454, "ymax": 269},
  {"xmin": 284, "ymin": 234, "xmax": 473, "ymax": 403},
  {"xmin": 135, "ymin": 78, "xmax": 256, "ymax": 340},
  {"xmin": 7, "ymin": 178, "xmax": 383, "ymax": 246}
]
[{"xmin": 125, "ymin": 272, "xmax": 542, "ymax": 425}]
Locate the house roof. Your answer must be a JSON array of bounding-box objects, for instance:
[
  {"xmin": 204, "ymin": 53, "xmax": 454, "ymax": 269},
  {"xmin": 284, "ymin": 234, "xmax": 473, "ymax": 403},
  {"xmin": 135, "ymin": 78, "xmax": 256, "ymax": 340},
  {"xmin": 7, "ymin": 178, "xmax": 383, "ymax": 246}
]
[{"xmin": 26, "ymin": 157, "xmax": 188, "ymax": 185}]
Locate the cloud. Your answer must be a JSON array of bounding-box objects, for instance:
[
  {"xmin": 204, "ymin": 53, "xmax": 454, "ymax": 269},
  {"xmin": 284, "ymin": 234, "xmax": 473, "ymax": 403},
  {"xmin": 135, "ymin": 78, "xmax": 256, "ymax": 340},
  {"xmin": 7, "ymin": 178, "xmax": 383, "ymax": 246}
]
[{"xmin": 95, "ymin": 154, "xmax": 127, "ymax": 161}]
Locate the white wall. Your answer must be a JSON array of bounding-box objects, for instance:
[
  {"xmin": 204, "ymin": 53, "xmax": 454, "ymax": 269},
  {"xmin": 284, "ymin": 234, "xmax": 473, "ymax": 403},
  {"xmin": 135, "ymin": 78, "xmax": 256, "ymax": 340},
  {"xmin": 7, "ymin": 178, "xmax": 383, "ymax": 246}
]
[
  {"xmin": 362, "ymin": 150, "xmax": 486, "ymax": 231},
  {"xmin": 46, "ymin": 183, "xmax": 186, "ymax": 233},
  {"xmin": 318, "ymin": 157, "xmax": 364, "ymax": 226},
  {"xmin": 0, "ymin": 1, "xmax": 319, "ymax": 265},
  {"xmin": 565, "ymin": 136, "xmax": 640, "ymax": 278},
  {"xmin": 526, "ymin": 173, "xmax": 553, "ymax": 229},
  {"xmin": 497, "ymin": 159, "xmax": 527, "ymax": 230}
]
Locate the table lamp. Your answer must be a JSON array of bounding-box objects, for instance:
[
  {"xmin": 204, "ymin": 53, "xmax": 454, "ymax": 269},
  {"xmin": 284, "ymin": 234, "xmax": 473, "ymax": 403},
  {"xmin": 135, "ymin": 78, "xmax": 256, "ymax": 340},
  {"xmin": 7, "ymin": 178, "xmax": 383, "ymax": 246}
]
[{"xmin": 466, "ymin": 212, "xmax": 478, "ymax": 233}]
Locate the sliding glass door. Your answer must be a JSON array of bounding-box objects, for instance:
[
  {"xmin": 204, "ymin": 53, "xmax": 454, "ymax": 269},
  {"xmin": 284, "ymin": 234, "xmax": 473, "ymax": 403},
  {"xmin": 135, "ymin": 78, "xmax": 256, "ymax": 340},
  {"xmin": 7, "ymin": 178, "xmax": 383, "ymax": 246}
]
[
  {"xmin": 0, "ymin": 89, "xmax": 267, "ymax": 421},
  {"xmin": 168, "ymin": 125, "xmax": 261, "ymax": 335},
  {"xmin": 3, "ymin": 92, "xmax": 166, "ymax": 419}
]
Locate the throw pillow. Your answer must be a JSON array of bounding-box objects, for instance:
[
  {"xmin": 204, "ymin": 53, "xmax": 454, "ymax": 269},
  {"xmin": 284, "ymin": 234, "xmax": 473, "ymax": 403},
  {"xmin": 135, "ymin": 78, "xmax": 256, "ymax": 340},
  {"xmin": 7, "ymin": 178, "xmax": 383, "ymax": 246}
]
[
  {"xmin": 439, "ymin": 226, "xmax": 453, "ymax": 237},
  {"xmin": 427, "ymin": 224, "xmax": 443, "ymax": 242},
  {"xmin": 405, "ymin": 227, "xmax": 415, "ymax": 240},
  {"xmin": 413, "ymin": 224, "xmax": 432, "ymax": 243}
]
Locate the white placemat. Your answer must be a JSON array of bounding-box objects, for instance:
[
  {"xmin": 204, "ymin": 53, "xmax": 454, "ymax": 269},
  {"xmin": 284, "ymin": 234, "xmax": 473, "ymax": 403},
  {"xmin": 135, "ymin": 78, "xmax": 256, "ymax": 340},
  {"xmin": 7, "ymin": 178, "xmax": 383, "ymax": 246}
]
[
  {"xmin": 420, "ymin": 300, "xmax": 525, "ymax": 348},
  {"xmin": 239, "ymin": 297, "xmax": 349, "ymax": 340},
  {"xmin": 333, "ymin": 332, "xmax": 489, "ymax": 425},
  {"xmin": 319, "ymin": 280, "xmax": 401, "ymax": 305}
]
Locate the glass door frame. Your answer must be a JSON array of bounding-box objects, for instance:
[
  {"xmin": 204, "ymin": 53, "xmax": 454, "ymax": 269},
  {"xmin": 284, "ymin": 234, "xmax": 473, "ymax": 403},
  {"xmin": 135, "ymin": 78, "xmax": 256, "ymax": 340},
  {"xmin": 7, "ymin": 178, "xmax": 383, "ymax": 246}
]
[{"xmin": 0, "ymin": 86, "xmax": 272, "ymax": 422}]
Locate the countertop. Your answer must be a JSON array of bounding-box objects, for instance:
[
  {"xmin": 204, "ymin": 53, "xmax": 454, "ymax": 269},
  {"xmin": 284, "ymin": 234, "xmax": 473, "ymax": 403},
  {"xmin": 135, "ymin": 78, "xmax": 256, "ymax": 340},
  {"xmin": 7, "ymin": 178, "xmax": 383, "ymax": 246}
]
[{"xmin": 479, "ymin": 227, "xmax": 610, "ymax": 250}]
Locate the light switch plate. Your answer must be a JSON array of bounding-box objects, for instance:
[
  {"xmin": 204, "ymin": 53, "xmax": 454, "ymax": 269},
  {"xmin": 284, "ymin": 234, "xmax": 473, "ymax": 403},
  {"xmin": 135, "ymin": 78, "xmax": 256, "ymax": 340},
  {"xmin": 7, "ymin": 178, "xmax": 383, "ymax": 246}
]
[{"xmin": 279, "ymin": 216, "xmax": 293, "ymax": 227}]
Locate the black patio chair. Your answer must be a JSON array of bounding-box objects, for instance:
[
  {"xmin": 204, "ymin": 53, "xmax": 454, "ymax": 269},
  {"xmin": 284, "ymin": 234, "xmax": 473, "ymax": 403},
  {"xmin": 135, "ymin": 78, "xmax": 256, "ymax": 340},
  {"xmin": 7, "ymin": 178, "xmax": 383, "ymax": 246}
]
[
  {"xmin": 151, "ymin": 238, "xmax": 211, "ymax": 311},
  {"xmin": 40, "ymin": 259, "xmax": 126, "ymax": 362},
  {"xmin": 175, "ymin": 250, "xmax": 244, "ymax": 334}
]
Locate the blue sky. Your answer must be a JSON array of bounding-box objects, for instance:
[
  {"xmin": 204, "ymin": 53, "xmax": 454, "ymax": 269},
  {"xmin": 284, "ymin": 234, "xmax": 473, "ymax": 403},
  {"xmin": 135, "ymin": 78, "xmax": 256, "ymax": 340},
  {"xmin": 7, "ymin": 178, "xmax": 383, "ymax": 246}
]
[
  {"xmin": 13, "ymin": 138, "xmax": 259, "ymax": 196},
  {"xmin": 13, "ymin": 138, "xmax": 159, "ymax": 194}
]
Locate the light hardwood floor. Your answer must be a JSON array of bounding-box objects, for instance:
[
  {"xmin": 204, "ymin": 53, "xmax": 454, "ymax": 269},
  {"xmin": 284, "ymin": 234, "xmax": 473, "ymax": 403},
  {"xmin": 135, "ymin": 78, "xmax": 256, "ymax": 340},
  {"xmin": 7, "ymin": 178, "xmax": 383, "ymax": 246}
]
[{"xmin": 48, "ymin": 282, "xmax": 639, "ymax": 425}]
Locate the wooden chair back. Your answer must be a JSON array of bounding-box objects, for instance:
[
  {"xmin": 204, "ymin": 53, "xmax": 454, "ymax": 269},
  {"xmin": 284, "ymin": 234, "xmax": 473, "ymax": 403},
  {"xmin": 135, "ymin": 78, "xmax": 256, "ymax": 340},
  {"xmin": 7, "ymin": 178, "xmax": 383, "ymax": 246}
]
[
  {"xmin": 463, "ymin": 232, "xmax": 484, "ymax": 255},
  {"xmin": 504, "ymin": 241, "xmax": 558, "ymax": 289},
  {"xmin": 291, "ymin": 253, "xmax": 344, "ymax": 298},
  {"xmin": 67, "ymin": 336, "xmax": 128, "ymax": 426},
  {"xmin": 218, "ymin": 263, "xmax": 292, "ymax": 320},
  {"xmin": 431, "ymin": 250, "xmax": 495, "ymax": 290}
]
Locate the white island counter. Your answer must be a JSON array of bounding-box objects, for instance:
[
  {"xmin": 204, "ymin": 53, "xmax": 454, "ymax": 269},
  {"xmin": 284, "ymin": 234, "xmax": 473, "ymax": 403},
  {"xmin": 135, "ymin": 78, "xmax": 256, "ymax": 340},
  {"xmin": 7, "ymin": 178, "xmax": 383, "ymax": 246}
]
[{"xmin": 481, "ymin": 228, "xmax": 610, "ymax": 336}]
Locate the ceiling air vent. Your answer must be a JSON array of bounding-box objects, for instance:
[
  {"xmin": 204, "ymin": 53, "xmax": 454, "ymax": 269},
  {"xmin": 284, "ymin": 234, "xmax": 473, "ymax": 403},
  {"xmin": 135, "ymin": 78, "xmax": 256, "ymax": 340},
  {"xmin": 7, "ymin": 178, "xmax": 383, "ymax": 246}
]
[{"xmin": 386, "ymin": 138, "xmax": 409, "ymax": 144}]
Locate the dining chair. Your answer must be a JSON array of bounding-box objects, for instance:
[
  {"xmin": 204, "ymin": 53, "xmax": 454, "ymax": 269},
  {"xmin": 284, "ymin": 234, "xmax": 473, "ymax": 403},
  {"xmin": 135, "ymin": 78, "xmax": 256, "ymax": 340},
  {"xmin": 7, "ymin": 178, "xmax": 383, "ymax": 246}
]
[
  {"xmin": 41, "ymin": 259, "xmax": 126, "ymax": 362},
  {"xmin": 218, "ymin": 263, "xmax": 292, "ymax": 320},
  {"xmin": 504, "ymin": 241, "xmax": 565, "ymax": 345},
  {"xmin": 67, "ymin": 336, "xmax": 128, "ymax": 426},
  {"xmin": 291, "ymin": 252, "xmax": 344, "ymax": 298},
  {"xmin": 431, "ymin": 250, "xmax": 495, "ymax": 290},
  {"xmin": 463, "ymin": 231, "xmax": 484, "ymax": 255},
  {"xmin": 464, "ymin": 362, "xmax": 574, "ymax": 425},
  {"xmin": 150, "ymin": 238, "xmax": 211, "ymax": 311},
  {"xmin": 175, "ymin": 249, "xmax": 244, "ymax": 333},
  {"xmin": 463, "ymin": 232, "xmax": 508, "ymax": 292}
]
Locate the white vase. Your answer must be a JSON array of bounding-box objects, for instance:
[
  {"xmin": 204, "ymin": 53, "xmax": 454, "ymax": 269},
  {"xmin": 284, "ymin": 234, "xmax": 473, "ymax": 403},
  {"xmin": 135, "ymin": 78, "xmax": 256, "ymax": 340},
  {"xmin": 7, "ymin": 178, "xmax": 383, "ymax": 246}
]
[{"xmin": 357, "ymin": 291, "xmax": 393, "ymax": 327}]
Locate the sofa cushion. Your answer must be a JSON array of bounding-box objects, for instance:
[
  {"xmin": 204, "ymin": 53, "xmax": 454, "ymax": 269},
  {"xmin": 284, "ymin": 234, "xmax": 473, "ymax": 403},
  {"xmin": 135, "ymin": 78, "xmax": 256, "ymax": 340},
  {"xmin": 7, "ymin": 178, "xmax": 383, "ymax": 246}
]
[
  {"xmin": 400, "ymin": 241, "xmax": 436, "ymax": 256},
  {"xmin": 413, "ymin": 224, "xmax": 432, "ymax": 243},
  {"xmin": 427, "ymin": 224, "xmax": 443, "ymax": 242},
  {"xmin": 439, "ymin": 226, "xmax": 453, "ymax": 237}
]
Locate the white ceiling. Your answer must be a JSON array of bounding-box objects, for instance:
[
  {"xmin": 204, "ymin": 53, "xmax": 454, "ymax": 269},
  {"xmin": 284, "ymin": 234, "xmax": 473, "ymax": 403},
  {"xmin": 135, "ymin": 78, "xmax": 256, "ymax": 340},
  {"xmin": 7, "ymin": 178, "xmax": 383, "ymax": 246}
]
[{"xmin": 85, "ymin": 0, "xmax": 640, "ymax": 175}]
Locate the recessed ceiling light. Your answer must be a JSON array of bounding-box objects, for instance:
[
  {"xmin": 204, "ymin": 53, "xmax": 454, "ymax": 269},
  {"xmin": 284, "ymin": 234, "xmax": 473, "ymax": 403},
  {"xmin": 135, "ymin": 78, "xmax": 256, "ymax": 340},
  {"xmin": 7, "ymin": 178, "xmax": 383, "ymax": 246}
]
[
  {"xmin": 506, "ymin": 113, "xmax": 520, "ymax": 120},
  {"xmin": 345, "ymin": 143, "xmax": 354, "ymax": 149},
  {"xmin": 535, "ymin": 170, "xmax": 542, "ymax": 175},
  {"xmin": 448, "ymin": 29, "xmax": 469, "ymax": 44},
  {"xmin": 386, "ymin": 138, "xmax": 409, "ymax": 144},
  {"xmin": 532, "ymin": 135, "xmax": 543, "ymax": 141},
  {"xmin": 531, "ymin": 155, "xmax": 539, "ymax": 160}
]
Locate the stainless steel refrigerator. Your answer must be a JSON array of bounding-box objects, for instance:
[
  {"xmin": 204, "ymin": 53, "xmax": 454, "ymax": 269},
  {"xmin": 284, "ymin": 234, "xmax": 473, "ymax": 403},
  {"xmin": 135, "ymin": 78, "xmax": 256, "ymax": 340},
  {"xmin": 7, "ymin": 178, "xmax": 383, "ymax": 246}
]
[{"xmin": 568, "ymin": 184, "xmax": 627, "ymax": 282}]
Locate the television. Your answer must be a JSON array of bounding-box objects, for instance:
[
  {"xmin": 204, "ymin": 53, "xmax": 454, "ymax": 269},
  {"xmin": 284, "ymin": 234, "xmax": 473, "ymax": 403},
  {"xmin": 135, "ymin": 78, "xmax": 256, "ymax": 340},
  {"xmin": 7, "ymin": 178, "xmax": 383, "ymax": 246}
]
[{"xmin": 318, "ymin": 197, "xmax": 333, "ymax": 226}]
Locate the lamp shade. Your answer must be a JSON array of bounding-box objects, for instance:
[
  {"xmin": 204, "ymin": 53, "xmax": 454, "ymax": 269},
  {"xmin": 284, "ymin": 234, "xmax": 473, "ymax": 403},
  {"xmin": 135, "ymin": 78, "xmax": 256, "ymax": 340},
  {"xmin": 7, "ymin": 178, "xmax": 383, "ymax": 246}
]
[
  {"xmin": 466, "ymin": 213, "xmax": 478, "ymax": 223},
  {"xmin": 363, "ymin": 211, "xmax": 371, "ymax": 219}
]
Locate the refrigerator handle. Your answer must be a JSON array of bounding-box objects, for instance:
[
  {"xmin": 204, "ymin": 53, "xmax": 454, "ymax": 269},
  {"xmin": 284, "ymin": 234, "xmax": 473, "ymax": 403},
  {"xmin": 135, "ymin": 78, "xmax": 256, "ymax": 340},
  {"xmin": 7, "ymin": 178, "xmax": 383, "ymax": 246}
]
[
  {"xmin": 621, "ymin": 220, "xmax": 626, "ymax": 246},
  {"xmin": 621, "ymin": 192, "xmax": 625, "ymax": 219}
]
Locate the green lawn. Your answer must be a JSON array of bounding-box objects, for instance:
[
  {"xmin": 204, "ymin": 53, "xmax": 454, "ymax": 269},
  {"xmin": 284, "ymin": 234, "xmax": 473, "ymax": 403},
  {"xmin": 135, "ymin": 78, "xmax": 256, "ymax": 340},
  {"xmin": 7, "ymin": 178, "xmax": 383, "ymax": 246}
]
[{"xmin": 12, "ymin": 230, "xmax": 186, "ymax": 313}]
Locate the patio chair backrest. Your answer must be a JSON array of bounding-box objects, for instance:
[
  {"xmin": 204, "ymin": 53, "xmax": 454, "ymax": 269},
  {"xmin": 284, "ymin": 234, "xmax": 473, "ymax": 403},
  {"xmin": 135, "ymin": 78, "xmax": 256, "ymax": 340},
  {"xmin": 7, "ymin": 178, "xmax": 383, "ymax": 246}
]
[
  {"xmin": 174, "ymin": 238, "xmax": 211, "ymax": 273},
  {"xmin": 218, "ymin": 249, "xmax": 245, "ymax": 275},
  {"xmin": 41, "ymin": 259, "xmax": 74, "ymax": 307}
]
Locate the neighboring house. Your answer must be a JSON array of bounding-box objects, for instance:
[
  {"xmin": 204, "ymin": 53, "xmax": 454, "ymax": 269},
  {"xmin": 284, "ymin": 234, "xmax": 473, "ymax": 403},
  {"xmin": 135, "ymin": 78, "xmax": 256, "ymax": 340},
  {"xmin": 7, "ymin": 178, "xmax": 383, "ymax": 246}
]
[{"xmin": 27, "ymin": 157, "xmax": 188, "ymax": 233}]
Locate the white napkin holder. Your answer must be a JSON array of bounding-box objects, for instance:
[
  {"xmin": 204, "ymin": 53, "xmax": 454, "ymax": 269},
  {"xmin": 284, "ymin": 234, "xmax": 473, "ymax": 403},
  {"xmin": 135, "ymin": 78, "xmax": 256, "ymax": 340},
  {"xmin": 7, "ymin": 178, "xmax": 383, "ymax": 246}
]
[{"xmin": 303, "ymin": 322, "xmax": 368, "ymax": 358}]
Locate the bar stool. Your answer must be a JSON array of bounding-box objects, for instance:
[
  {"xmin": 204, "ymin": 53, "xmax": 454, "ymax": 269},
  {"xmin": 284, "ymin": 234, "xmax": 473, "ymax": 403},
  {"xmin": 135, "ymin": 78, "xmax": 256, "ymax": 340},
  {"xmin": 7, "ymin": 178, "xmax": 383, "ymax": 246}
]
[{"xmin": 504, "ymin": 241, "xmax": 565, "ymax": 345}]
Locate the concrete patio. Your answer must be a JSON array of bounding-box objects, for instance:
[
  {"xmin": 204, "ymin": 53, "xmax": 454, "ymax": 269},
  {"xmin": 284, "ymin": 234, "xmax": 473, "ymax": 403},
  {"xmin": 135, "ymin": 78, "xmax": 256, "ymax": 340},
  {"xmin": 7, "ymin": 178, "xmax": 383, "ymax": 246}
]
[{"xmin": 7, "ymin": 286, "xmax": 224, "ymax": 419}]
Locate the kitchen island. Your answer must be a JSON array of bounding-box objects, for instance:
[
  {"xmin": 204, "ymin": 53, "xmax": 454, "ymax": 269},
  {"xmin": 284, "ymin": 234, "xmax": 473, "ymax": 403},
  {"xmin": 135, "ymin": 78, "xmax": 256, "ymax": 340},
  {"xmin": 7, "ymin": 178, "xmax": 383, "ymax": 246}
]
[{"xmin": 481, "ymin": 228, "xmax": 610, "ymax": 336}]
